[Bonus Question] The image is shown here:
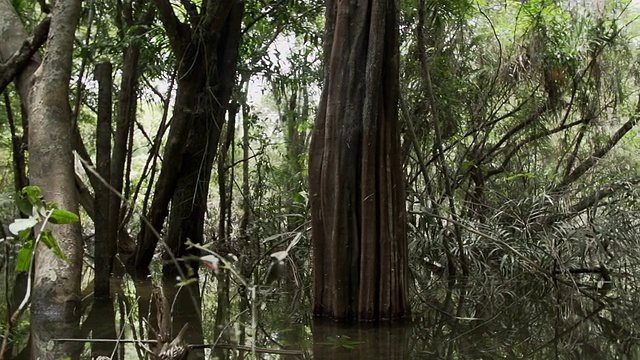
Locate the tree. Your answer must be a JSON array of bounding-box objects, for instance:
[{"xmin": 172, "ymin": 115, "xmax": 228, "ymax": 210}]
[
  {"xmin": 130, "ymin": 0, "xmax": 245, "ymax": 277},
  {"xmin": 0, "ymin": 0, "xmax": 84, "ymax": 357},
  {"xmin": 309, "ymin": 0, "xmax": 410, "ymax": 321}
]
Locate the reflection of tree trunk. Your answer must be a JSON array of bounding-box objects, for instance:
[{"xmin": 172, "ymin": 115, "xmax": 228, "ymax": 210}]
[
  {"xmin": 163, "ymin": 279, "xmax": 205, "ymax": 359},
  {"xmin": 274, "ymin": 288, "xmax": 310, "ymax": 356},
  {"xmin": 312, "ymin": 319, "xmax": 411, "ymax": 360},
  {"xmin": 134, "ymin": 279, "xmax": 202, "ymax": 358},
  {"xmin": 309, "ymin": 0, "xmax": 409, "ymax": 321},
  {"xmin": 83, "ymin": 298, "xmax": 118, "ymax": 358},
  {"xmin": 213, "ymin": 273, "xmax": 231, "ymax": 360},
  {"xmin": 237, "ymin": 280, "xmax": 250, "ymax": 360},
  {"xmin": 134, "ymin": 279, "xmax": 159, "ymax": 347}
]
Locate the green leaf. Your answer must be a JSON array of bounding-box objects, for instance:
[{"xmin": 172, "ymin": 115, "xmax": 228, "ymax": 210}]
[
  {"xmin": 45, "ymin": 201, "xmax": 59, "ymax": 210},
  {"xmin": 292, "ymin": 191, "xmax": 305, "ymax": 204},
  {"xmin": 461, "ymin": 160, "xmax": 476, "ymax": 171},
  {"xmin": 8, "ymin": 217, "xmax": 38, "ymax": 235},
  {"xmin": 177, "ymin": 277, "xmax": 198, "ymax": 286},
  {"xmin": 14, "ymin": 195, "xmax": 33, "ymax": 216},
  {"xmin": 21, "ymin": 186, "xmax": 42, "ymax": 205},
  {"xmin": 48, "ymin": 209, "xmax": 79, "ymax": 224},
  {"xmin": 18, "ymin": 228, "xmax": 33, "ymax": 242},
  {"xmin": 40, "ymin": 229, "xmax": 68, "ymax": 262},
  {"xmin": 15, "ymin": 240, "xmax": 33, "ymax": 273},
  {"xmin": 504, "ymin": 172, "xmax": 535, "ymax": 182}
]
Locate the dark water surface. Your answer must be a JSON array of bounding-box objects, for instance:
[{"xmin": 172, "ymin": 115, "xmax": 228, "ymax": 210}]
[{"xmin": 13, "ymin": 269, "xmax": 640, "ymax": 360}]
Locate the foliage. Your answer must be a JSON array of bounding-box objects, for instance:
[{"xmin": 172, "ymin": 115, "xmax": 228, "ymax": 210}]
[
  {"xmin": 3, "ymin": 0, "xmax": 640, "ymax": 355},
  {"xmin": 7, "ymin": 186, "xmax": 78, "ymax": 272}
]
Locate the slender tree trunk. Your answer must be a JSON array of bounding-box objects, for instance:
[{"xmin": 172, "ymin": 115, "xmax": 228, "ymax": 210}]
[
  {"xmin": 26, "ymin": 0, "xmax": 84, "ymax": 356},
  {"xmin": 94, "ymin": 62, "xmax": 114, "ymax": 298},
  {"xmin": 309, "ymin": 0, "xmax": 409, "ymax": 321},
  {"xmin": 283, "ymin": 88, "xmax": 308, "ymax": 231},
  {"xmin": 164, "ymin": 3, "xmax": 244, "ymax": 278},
  {"xmin": 3, "ymin": 92, "xmax": 28, "ymax": 192},
  {"xmin": 132, "ymin": 68, "xmax": 202, "ymax": 275},
  {"xmin": 111, "ymin": 2, "xmax": 155, "ymax": 257},
  {"xmin": 132, "ymin": 0, "xmax": 244, "ymax": 277}
]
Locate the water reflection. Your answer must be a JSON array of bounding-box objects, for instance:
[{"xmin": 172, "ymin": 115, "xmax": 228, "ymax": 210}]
[
  {"xmin": 12, "ymin": 269, "xmax": 640, "ymax": 359},
  {"xmin": 312, "ymin": 319, "xmax": 411, "ymax": 360},
  {"xmin": 82, "ymin": 297, "xmax": 117, "ymax": 358}
]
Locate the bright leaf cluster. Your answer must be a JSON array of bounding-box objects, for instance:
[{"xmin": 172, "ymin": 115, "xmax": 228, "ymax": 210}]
[{"xmin": 8, "ymin": 186, "xmax": 79, "ymax": 272}]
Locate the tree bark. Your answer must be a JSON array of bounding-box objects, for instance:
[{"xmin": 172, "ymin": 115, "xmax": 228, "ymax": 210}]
[
  {"xmin": 0, "ymin": 0, "xmax": 42, "ymax": 148},
  {"xmin": 25, "ymin": 0, "xmax": 84, "ymax": 357},
  {"xmin": 111, "ymin": 2, "xmax": 155, "ymax": 258},
  {"xmin": 132, "ymin": 0, "xmax": 244, "ymax": 277},
  {"xmin": 94, "ymin": 62, "xmax": 114, "ymax": 298},
  {"xmin": 309, "ymin": 0, "xmax": 409, "ymax": 321},
  {"xmin": 0, "ymin": 17, "xmax": 50, "ymax": 94}
]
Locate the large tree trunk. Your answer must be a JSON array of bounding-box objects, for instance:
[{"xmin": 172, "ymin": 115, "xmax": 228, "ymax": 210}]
[
  {"xmin": 309, "ymin": 0, "xmax": 410, "ymax": 321},
  {"xmin": 26, "ymin": 0, "xmax": 84, "ymax": 356},
  {"xmin": 163, "ymin": 3, "xmax": 244, "ymax": 278}
]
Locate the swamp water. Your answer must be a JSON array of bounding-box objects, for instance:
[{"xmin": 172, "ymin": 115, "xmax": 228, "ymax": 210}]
[{"xmin": 8, "ymin": 266, "xmax": 640, "ymax": 359}]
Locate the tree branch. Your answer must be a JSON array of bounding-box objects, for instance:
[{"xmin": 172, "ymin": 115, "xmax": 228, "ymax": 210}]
[
  {"xmin": 0, "ymin": 16, "xmax": 50, "ymax": 93},
  {"xmin": 486, "ymin": 117, "xmax": 588, "ymax": 177},
  {"xmin": 556, "ymin": 94, "xmax": 640, "ymax": 191},
  {"xmin": 154, "ymin": 0, "xmax": 190, "ymax": 55},
  {"xmin": 201, "ymin": 0, "xmax": 236, "ymax": 34}
]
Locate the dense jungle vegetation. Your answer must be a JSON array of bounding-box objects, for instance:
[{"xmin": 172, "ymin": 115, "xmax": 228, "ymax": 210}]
[{"xmin": 2, "ymin": 0, "xmax": 640, "ymax": 358}]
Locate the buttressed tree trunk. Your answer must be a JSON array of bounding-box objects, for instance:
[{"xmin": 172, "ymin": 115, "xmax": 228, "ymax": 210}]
[{"xmin": 309, "ymin": 0, "xmax": 410, "ymax": 321}]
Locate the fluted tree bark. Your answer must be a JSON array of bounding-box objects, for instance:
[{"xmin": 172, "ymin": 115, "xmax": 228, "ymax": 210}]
[{"xmin": 309, "ymin": 0, "xmax": 410, "ymax": 321}]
